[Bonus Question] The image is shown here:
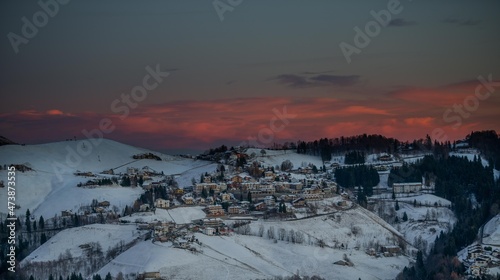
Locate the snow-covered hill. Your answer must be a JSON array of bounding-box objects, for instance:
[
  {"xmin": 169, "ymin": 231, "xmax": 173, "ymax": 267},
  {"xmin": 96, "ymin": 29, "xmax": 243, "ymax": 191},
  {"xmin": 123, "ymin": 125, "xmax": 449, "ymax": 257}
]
[
  {"xmin": 373, "ymin": 194, "xmax": 456, "ymax": 254},
  {"xmin": 97, "ymin": 220, "xmax": 412, "ymax": 280},
  {"xmin": 483, "ymin": 214, "xmax": 500, "ymax": 246},
  {"xmin": 246, "ymin": 149, "xmax": 324, "ymax": 169},
  {"xmin": 0, "ymin": 139, "xmax": 211, "ymax": 218}
]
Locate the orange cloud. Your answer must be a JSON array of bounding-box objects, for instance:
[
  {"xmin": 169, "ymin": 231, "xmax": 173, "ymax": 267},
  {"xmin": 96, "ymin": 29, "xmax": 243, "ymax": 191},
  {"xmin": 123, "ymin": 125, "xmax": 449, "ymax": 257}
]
[
  {"xmin": 46, "ymin": 109, "xmax": 65, "ymax": 115},
  {"xmin": 404, "ymin": 117, "xmax": 435, "ymax": 127},
  {"xmin": 1, "ymin": 92, "xmax": 498, "ymax": 150},
  {"xmin": 341, "ymin": 106, "xmax": 391, "ymax": 116}
]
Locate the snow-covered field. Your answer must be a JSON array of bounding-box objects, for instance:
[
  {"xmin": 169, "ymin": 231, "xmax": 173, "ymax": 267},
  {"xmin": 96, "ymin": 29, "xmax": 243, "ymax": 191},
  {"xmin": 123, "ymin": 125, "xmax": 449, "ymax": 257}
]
[
  {"xmin": 0, "ymin": 139, "xmax": 209, "ymax": 218},
  {"xmin": 247, "ymin": 206, "xmax": 405, "ymax": 251},
  {"xmin": 397, "ymin": 194, "xmax": 452, "ymax": 207},
  {"xmin": 247, "ymin": 149, "xmax": 324, "ymax": 169},
  {"xmin": 21, "ymin": 224, "xmax": 142, "ymax": 264},
  {"xmin": 373, "ymin": 194, "xmax": 455, "ymax": 254},
  {"xmin": 97, "ymin": 232, "xmax": 411, "ymax": 280}
]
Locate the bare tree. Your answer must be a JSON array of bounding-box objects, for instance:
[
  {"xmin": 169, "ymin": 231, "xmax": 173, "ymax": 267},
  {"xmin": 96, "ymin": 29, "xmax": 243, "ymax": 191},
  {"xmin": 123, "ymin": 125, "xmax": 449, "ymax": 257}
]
[
  {"xmin": 267, "ymin": 226, "xmax": 275, "ymax": 240},
  {"xmin": 278, "ymin": 228, "xmax": 286, "ymax": 241},
  {"xmin": 258, "ymin": 225, "xmax": 264, "ymax": 237}
]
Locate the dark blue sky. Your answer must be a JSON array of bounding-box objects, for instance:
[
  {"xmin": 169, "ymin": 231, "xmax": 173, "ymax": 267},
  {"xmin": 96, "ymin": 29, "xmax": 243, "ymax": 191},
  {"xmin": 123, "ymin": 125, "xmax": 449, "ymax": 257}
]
[{"xmin": 1, "ymin": 0, "xmax": 499, "ymax": 150}]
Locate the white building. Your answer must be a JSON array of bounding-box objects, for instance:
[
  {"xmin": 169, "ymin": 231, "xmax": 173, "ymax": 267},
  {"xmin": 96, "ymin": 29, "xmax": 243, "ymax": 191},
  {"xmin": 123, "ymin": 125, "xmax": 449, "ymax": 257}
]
[
  {"xmin": 155, "ymin": 198, "xmax": 170, "ymax": 209},
  {"xmin": 203, "ymin": 227, "xmax": 215, "ymax": 236},
  {"xmin": 393, "ymin": 182, "xmax": 422, "ymax": 194}
]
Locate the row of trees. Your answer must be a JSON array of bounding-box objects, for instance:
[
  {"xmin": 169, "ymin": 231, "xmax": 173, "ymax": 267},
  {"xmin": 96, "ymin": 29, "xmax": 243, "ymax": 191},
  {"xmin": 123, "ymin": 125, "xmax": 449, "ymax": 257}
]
[
  {"xmin": 467, "ymin": 130, "xmax": 500, "ymax": 170},
  {"xmin": 388, "ymin": 163, "xmax": 423, "ymax": 186},
  {"xmin": 344, "ymin": 151, "xmax": 366, "ymax": 164},
  {"xmin": 334, "ymin": 165, "xmax": 379, "ymax": 195},
  {"xmin": 296, "ymin": 134, "xmax": 401, "ymax": 158}
]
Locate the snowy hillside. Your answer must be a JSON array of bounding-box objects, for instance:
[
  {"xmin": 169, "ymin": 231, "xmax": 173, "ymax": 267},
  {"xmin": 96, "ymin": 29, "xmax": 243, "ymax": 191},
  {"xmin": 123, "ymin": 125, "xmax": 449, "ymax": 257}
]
[
  {"xmin": 97, "ymin": 231, "xmax": 411, "ymax": 280},
  {"xmin": 21, "ymin": 224, "xmax": 142, "ymax": 264},
  {"xmin": 0, "ymin": 139, "xmax": 210, "ymax": 218},
  {"xmin": 19, "ymin": 224, "xmax": 146, "ymax": 279},
  {"xmin": 483, "ymin": 214, "xmax": 500, "ymax": 246},
  {"xmin": 374, "ymin": 194, "xmax": 456, "ymax": 254},
  {"xmin": 246, "ymin": 149, "xmax": 324, "ymax": 169}
]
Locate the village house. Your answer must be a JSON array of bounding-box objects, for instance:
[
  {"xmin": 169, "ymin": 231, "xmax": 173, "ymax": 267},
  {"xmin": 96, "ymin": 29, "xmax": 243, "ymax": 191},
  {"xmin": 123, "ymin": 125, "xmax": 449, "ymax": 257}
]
[
  {"xmin": 195, "ymin": 183, "xmax": 227, "ymax": 195},
  {"xmin": 300, "ymin": 193, "xmax": 324, "ymax": 201},
  {"xmin": 61, "ymin": 210, "xmax": 73, "ymax": 217},
  {"xmin": 474, "ymin": 255, "xmax": 491, "ymax": 267},
  {"xmin": 380, "ymin": 245, "xmax": 401, "ymax": 256},
  {"xmin": 254, "ymin": 202, "xmax": 267, "ymax": 211},
  {"xmin": 392, "ymin": 182, "xmax": 422, "ymax": 194},
  {"xmin": 470, "ymin": 265, "xmax": 483, "ymax": 277},
  {"xmin": 264, "ymin": 196, "xmax": 276, "ymax": 207},
  {"xmin": 283, "ymin": 202, "xmax": 294, "ymax": 213},
  {"xmin": 468, "ymin": 245, "xmax": 483, "ymax": 259},
  {"xmin": 97, "ymin": 201, "xmax": 110, "ymax": 207},
  {"xmin": 378, "ymin": 154, "xmax": 392, "ymax": 161},
  {"xmin": 137, "ymin": 271, "xmax": 161, "ymax": 280},
  {"xmin": 74, "ymin": 171, "xmax": 94, "ymax": 177},
  {"xmin": 220, "ymin": 193, "xmax": 231, "ymax": 202},
  {"xmin": 153, "ymin": 222, "xmax": 174, "ymax": 236},
  {"xmin": 228, "ymin": 206, "xmax": 241, "ymax": 215},
  {"xmin": 155, "ymin": 198, "xmax": 170, "ymax": 209},
  {"xmin": 292, "ymin": 198, "xmax": 306, "ymax": 207},
  {"xmin": 241, "ymin": 182, "xmax": 261, "ymax": 191},
  {"xmin": 126, "ymin": 167, "xmax": 138, "ymax": 176},
  {"xmin": 203, "ymin": 218, "xmax": 224, "ymax": 228},
  {"xmin": 264, "ymin": 170, "xmax": 275, "ymax": 180},
  {"xmin": 203, "ymin": 227, "xmax": 215, "ymax": 236},
  {"xmin": 206, "ymin": 205, "xmax": 225, "ymax": 216},
  {"xmin": 231, "ymin": 175, "xmax": 243, "ymax": 184},
  {"xmin": 139, "ymin": 204, "xmax": 150, "ymax": 212},
  {"xmin": 183, "ymin": 196, "xmax": 194, "ymax": 205},
  {"xmin": 195, "ymin": 197, "xmax": 206, "ymax": 205},
  {"xmin": 278, "ymin": 194, "xmax": 297, "ymax": 202},
  {"xmin": 250, "ymin": 186, "xmax": 275, "ymax": 197},
  {"xmin": 102, "ymin": 169, "xmax": 114, "ymax": 175},
  {"xmin": 203, "ymin": 175, "xmax": 212, "ymax": 183}
]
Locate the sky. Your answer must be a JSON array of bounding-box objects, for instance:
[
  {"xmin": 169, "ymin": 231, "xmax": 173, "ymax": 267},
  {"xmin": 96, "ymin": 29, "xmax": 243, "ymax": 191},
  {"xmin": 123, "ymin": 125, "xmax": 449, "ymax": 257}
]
[{"xmin": 1, "ymin": 0, "xmax": 499, "ymax": 153}]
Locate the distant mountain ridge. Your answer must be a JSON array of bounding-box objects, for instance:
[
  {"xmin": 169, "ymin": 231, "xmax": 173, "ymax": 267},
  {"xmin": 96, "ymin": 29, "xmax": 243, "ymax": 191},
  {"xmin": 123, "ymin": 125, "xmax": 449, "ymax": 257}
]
[{"xmin": 0, "ymin": 135, "xmax": 17, "ymax": 146}]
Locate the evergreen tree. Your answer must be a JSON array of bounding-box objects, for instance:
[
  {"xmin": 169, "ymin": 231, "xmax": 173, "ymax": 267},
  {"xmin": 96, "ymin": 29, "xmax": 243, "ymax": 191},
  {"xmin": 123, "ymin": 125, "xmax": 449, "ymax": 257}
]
[
  {"xmin": 395, "ymin": 200, "xmax": 400, "ymax": 211},
  {"xmin": 26, "ymin": 209, "xmax": 31, "ymax": 232},
  {"xmin": 39, "ymin": 216, "xmax": 45, "ymax": 230},
  {"xmin": 41, "ymin": 233, "xmax": 47, "ymax": 245},
  {"xmin": 105, "ymin": 273, "xmax": 112, "ymax": 280},
  {"xmin": 312, "ymin": 165, "xmax": 318, "ymax": 174},
  {"xmin": 247, "ymin": 192, "xmax": 252, "ymax": 203},
  {"xmin": 402, "ymin": 212, "xmax": 408, "ymax": 222}
]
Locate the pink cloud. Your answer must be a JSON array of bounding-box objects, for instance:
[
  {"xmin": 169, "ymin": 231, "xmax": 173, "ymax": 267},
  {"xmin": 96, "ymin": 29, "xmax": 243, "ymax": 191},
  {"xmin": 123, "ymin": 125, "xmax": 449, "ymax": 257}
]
[{"xmin": 1, "ymin": 92, "xmax": 498, "ymax": 150}]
